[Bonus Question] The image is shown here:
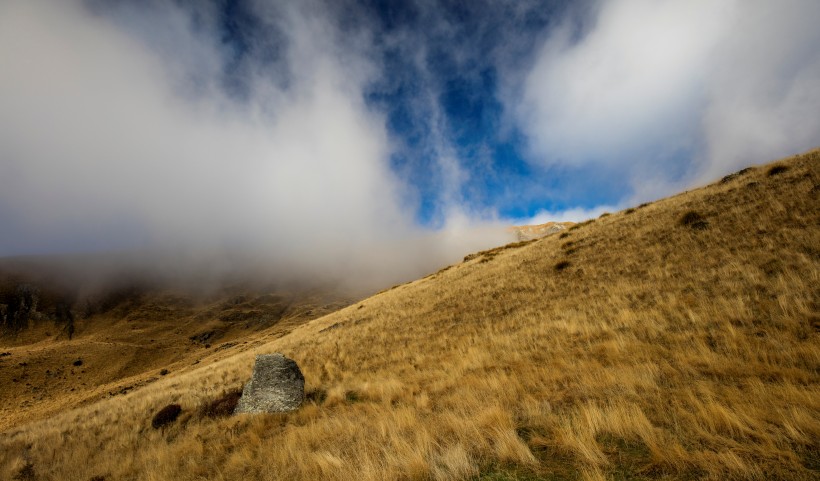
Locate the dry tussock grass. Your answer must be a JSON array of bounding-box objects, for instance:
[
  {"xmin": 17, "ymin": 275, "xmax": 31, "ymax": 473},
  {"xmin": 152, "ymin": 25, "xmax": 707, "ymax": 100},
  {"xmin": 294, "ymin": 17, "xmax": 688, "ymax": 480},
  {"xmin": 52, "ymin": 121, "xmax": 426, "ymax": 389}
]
[{"xmin": 1, "ymin": 149, "xmax": 819, "ymax": 480}]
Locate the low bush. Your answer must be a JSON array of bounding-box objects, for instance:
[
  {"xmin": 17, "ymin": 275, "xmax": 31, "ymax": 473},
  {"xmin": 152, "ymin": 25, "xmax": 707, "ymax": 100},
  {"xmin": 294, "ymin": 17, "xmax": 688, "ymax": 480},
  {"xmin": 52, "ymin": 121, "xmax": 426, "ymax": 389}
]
[
  {"xmin": 151, "ymin": 404, "xmax": 182, "ymax": 429},
  {"xmin": 305, "ymin": 388, "xmax": 328, "ymax": 405},
  {"xmin": 679, "ymin": 211, "xmax": 708, "ymax": 230},
  {"xmin": 13, "ymin": 463, "xmax": 35, "ymax": 481},
  {"xmin": 554, "ymin": 260, "xmax": 571, "ymax": 272},
  {"xmin": 199, "ymin": 389, "xmax": 242, "ymax": 419},
  {"xmin": 767, "ymin": 165, "xmax": 788, "ymax": 176}
]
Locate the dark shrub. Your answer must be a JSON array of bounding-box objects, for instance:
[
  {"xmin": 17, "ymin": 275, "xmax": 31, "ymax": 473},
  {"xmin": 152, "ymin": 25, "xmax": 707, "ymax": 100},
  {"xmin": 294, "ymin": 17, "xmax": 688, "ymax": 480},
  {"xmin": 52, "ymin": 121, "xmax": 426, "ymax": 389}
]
[
  {"xmin": 151, "ymin": 403, "xmax": 182, "ymax": 429},
  {"xmin": 160, "ymin": 369, "xmax": 169, "ymax": 376},
  {"xmin": 721, "ymin": 167, "xmax": 753, "ymax": 184},
  {"xmin": 767, "ymin": 165, "xmax": 788, "ymax": 176},
  {"xmin": 638, "ymin": 202, "xmax": 650, "ymax": 209},
  {"xmin": 599, "ymin": 212, "xmax": 611, "ymax": 218},
  {"xmin": 73, "ymin": 359, "xmax": 83, "ymax": 367},
  {"xmin": 554, "ymin": 260, "xmax": 571, "ymax": 272},
  {"xmin": 624, "ymin": 208, "xmax": 635, "ymax": 215},
  {"xmin": 305, "ymin": 388, "xmax": 328, "ymax": 405},
  {"xmin": 809, "ymin": 315, "xmax": 820, "ymax": 333},
  {"xmin": 199, "ymin": 389, "xmax": 242, "ymax": 419},
  {"xmin": 13, "ymin": 463, "xmax": 35, "ymax": 481},
  {"xmin": 679, "ymin": 211, "xmax": 708, "ymax": 230},
  {"xmin": 559, "ymin": 232, "xmax": 570, "ymax": 239}
]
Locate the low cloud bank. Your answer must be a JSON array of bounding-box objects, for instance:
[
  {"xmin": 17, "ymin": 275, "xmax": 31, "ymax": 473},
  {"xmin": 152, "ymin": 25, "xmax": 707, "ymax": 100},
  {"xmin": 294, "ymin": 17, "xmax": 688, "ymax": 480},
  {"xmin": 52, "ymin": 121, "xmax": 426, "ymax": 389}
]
[{"xmin": 0, "ymin": 1, "xmax": 511, "ymax": 293}]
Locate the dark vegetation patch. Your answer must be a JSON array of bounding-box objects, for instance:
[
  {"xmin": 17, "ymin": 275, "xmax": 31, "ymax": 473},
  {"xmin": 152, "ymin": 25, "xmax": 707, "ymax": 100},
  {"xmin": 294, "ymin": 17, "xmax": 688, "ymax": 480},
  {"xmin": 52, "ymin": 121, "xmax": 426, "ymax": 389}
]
[
  {"xmin": 160, "ymin": 369, "xmax": 169, "ymax": 376},
  {"xmin": 305, "ymin": 388, "xmax": 328, "ymax": 405},
  {"xmin": 344, "ymin": 390, "xmax": 361, "ymax": 403},
  {"xmin": 198, "ymin": 389, "xmax": 242, "ymax": 419},
  {"xmin": 599, "ymin": 212, "xmax": 611, "ymax": 218},
  {"xmin": 151, "ymin": 403, "xmax": 182, "ymax": 429},
  {"xmin": 637, "ymin": 202, "xmax": 651, "ymax": 209},
  {"xmin": 679, "ymin": 211, "xmax": 709, "ymax": 230},
  {"xmin": 624, "ymin": 208, "xmax": 636, "ymax": 215},
  {"xmin": 189, "ymin": 329, "xmax": 222, "ymax": 345},
  {"xmin": 72, "ymin": 359, "xmax": 83, "ymax": 367},
  {"xmin": 799, "ymin": 445, "xmax": 820, "ymax": 472},
  {"xmin": 596, "ymin": 433, "xmax": 667, "ymax": 479},
  {"xmin": 720, "ymin": 167, "xmax": 754, "ymax": 184},
  {"xmin": 559, "ymin": 232, "xmax": 570, "ymax": 239},
  {"xmin": 561, "ymin": 241, "xmax": 578, "ymax": 256},
  {"xmin": 767, "ymin": 165, "xmax": 789, "ymax": 176},
  {"xmin": 13, "ymin": 462, "xmax": 36, "ymax": 481},
  {"xmin": 554, "ymin": 260, "xmax": 571, "ymax": 272},
  {"xmin": 809, "ymin": 315, "xmax": 820, "ymax": 333}
]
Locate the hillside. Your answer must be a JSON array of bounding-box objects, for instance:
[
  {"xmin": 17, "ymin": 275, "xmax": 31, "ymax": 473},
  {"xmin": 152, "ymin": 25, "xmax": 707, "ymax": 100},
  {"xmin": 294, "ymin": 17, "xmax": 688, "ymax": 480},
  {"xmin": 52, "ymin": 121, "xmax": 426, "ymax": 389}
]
[
  {"xmin": 1, "ymin": 149, "xmax": 819, "ymax": 480},
  {"xmin": 0, "ymin": 275, "xmax": 353, "ymax": 431}
]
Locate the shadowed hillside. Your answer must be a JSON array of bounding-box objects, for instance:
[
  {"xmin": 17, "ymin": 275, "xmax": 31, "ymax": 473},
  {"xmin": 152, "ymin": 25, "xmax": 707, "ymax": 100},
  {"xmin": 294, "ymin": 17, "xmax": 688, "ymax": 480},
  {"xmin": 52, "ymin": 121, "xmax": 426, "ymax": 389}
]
[
  {"xmin": 0, "ymin": 274, "xmax": 353, "ymax": 431},
  {"xmin": 1, "ymin": 149, "xmax": 818, "ymax": 480}
]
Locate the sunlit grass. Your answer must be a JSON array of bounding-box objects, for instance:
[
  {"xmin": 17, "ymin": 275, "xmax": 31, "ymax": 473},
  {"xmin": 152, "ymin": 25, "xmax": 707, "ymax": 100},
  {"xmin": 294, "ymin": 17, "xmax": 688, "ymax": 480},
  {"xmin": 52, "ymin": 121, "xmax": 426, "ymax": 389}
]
[{"xmin": 1, "ymin": 149, "xmax": 818, "ymax": 480}]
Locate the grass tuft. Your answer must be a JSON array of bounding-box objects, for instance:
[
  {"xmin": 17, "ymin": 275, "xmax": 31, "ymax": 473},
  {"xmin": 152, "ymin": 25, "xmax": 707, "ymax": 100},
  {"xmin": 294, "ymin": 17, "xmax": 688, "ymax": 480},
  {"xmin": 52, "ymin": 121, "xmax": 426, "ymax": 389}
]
[
  {"xmin": 679, "ymin": 211, "xmax": 708, "ymax": 230},
  {"xmin": 151, "ymin": 404, "xmax": 182, "ymax": 429},
  {"xmin": 12, "ymin": 463, "xmax": 35, "ymax": 481},
  {"xmin": 554, "ymin": 260, "xmax": 571, "ymax": 272},
  {"xmin": 305, "ymin": 388, "xmax": 328, "ymax": 405},
  {"xmin": 198, "ymin": 389, "xmax": 242, "ymax": 419},
  {"xmin": 767, "ymin": 165, "xmax": 789, "ymax": 176}
]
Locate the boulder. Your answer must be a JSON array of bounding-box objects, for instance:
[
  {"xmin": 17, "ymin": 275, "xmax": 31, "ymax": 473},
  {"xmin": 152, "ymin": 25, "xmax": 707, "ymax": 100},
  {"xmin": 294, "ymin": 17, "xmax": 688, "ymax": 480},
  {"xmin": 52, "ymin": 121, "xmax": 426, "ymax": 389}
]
[{"xmin": 234, "ymin": 353, "xmax": 304, "ymax": 414}]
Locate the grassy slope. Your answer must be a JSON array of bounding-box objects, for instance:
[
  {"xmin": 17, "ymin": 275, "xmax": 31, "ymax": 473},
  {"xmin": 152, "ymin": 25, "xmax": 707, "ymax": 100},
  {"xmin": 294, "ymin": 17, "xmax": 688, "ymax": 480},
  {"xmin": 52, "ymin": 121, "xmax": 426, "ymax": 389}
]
[
  {"xmin": 1, "ymin": 150, "xmax": 818, "ymax": 481},
  {"xmin": 0, "ymin": 288, "xmax": 351, "ymax": 432}
]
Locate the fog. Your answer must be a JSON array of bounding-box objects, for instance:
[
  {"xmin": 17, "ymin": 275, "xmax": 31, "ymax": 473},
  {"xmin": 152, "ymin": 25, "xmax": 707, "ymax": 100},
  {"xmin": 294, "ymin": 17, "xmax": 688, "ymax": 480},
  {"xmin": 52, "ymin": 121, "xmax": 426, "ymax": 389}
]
[
  {"xmin": 2, "ymin": 0, "xmax": 818, "ymax": 294},
  {"xmin": 0, "ymin": 1, "xmax": 511, "ymax": 294}
]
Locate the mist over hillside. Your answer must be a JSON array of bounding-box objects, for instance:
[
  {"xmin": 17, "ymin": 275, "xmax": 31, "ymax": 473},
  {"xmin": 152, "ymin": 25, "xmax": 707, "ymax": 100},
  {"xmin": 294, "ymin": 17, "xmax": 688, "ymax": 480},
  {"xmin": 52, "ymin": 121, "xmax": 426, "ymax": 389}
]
[{"xmin": 1, "ymin": 149, "xmax": 817, "ymax": 481}]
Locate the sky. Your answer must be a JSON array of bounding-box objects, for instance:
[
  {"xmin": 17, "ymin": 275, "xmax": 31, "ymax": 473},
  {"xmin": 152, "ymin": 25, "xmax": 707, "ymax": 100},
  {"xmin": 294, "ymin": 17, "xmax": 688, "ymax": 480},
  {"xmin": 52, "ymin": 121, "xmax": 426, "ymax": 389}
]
[{"xmin": 1, "ymin": 0, "xmax": 819, "ymax": 289}]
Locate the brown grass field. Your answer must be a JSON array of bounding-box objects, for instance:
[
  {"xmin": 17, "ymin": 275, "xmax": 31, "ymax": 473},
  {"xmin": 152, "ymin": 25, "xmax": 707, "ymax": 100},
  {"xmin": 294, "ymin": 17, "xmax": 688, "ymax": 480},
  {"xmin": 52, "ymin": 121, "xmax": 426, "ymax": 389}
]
[
  {"xmin": 0, "ymin": 285, "xmax": 352, "ymax": 433},
  {"xmin": 1, "ymin": 149, "xmax": 818, "ymax": 480}
]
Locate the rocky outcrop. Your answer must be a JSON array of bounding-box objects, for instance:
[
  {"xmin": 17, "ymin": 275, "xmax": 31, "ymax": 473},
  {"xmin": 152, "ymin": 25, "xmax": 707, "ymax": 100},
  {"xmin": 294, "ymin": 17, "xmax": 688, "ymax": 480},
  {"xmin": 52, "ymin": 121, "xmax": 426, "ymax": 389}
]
[
  {"xmin": 234, "ymin": 353, "xmax": 304, "ymax": 414},
  {"xmin": 509, "ymin": 222, "xmax": 574, "ymax": 241}
]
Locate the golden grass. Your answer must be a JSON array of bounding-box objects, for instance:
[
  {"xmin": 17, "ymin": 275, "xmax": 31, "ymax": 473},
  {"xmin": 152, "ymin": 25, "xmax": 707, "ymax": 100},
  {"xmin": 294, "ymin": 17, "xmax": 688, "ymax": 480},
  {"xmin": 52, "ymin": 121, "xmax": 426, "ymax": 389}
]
[
  {"xmin": 0, "ymin": 289, "xmax": 351, "ymax": 432},
  {"xmin": 1, "ymin": 149, "xmax": 819, "ymax": 480}
]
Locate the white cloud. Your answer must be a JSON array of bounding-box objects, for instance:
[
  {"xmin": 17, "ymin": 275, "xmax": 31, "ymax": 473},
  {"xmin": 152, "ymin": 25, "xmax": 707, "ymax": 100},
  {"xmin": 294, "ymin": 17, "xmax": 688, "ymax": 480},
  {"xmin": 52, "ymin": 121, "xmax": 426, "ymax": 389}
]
[
  {"xmin": 516, "ymin": 0, "xmax": 820, "ymax": 194},
  {"xmin": 522, "ymin": 205, "xmax": 618, "ymax": 225},
  {"xmin": 698, "ymin": 0, "xmax": 820, "ymax": 181},
  {"xmin": 0, "ymin": 0, "xmax": 508, "ymax": 292}
]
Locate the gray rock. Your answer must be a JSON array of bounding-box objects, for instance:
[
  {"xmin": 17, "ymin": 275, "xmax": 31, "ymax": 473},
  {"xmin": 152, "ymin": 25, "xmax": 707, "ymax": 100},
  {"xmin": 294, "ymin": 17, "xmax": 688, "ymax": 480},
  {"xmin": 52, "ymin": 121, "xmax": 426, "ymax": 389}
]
[{"xmin": 234, "ymin": 353, "xmax": 305, "ymax": 414}]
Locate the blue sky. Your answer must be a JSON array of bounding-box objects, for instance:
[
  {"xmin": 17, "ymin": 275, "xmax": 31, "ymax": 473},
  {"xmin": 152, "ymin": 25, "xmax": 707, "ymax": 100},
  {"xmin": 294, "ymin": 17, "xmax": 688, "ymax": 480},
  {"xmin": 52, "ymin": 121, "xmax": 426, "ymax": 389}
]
[{"xmin": 1, "ymin": 0, "xmax": 819, "ymax": 283}]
